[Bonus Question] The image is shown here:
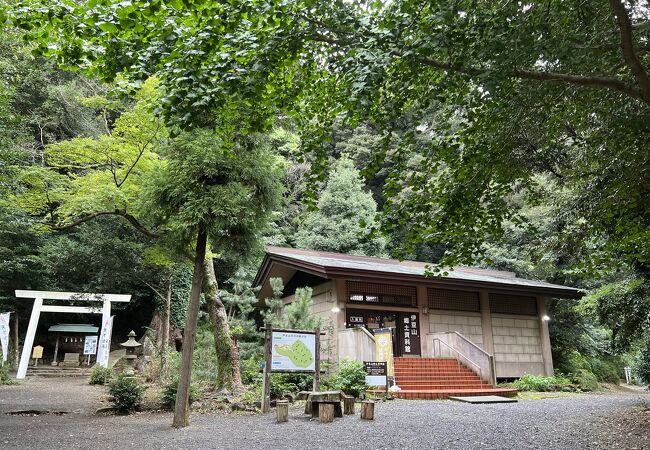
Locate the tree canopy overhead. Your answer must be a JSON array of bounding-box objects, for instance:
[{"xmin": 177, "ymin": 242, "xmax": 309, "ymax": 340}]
[{"xmin": 7, "ymin": 0, "xmax": 649, "ymax": 276}]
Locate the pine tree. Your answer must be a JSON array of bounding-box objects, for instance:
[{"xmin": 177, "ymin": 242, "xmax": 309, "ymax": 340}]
[{"xmin": 295, "ymin": 156, "xmax": 385, "ymax": 256}]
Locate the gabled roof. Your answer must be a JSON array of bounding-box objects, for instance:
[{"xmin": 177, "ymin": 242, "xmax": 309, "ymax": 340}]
[
  {"xmin": 48, "ymin": 324, "xmax": 99, "ymax": 333},
  {"xmin": 254, "ymin": 246, "xmax": 583, "ymax": 298}
]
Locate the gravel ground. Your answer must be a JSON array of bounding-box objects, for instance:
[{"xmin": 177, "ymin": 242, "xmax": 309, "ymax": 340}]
[{"xmin": 1, "ymin": 379, "xmax": 649, "ymax": 450}]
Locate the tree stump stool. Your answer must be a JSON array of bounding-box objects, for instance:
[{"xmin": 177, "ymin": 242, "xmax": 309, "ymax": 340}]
[
  {"xmin": 342, "ymin": 394, "xmax": 355, "ymax": 415},
  {"xmin": 319, "ymin": 403, "xmax": 335, "ymax": 423},
  {"xmin": 361, "ymin": 400, "xmax": 374, "ymax": 420},
  {"xmin": 276, "ymin": 399, "xmax": 289, "ymax": 423}
]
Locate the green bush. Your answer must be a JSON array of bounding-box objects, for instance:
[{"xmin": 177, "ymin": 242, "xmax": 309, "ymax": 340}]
[
  {"xmin": 108, "ymin": 374, "xmax": 147, "ymax": 412},
  {"xmin": 570, "ymin": 369, "xmax": 600, "ymax": 391},
  {"xmin": 0, "ymin": 363, "xmax": 18, "ymax": 385},
  {"xmin": 513, "ymin": 374, "xmax": 573, "ymax": 392},
  {"xmin": 589, "ymin": 357, "xmax": 621, "ymax": 383},
  {"xmin": 161, "ymin": 378, "xmax": 200, "ymax": 407},
  {"xmin": 325, "ymin": 359, "xmax": 368, "ymax": 398},
  {"xmin": 88, "ymin": 365, "xmax": 113, "ymax": 385},
  {"xmin": 635, "ymin": 335, "xmax": 650, "ymax": 385},
  {"xmin": 270, "ymin": 372, "xmax": 313, "ymax": 398},
  {"xmin": 241, "ymin": 356, "xmax": 263, "ymax": 385}
]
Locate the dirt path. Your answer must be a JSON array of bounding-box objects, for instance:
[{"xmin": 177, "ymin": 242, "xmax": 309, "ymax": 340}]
[
  {"xmin": 0, "ymin": 377, "xmax": 107, "ymax": 415},
  {"xmin": 1, "ymin": 379, "xmax": 648, "ymax": 449}
]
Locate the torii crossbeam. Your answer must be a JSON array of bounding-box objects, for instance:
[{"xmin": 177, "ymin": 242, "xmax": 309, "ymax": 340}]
[{"xmin": 14, "ymin": 290, "xmax": 131, "ymax": 379}]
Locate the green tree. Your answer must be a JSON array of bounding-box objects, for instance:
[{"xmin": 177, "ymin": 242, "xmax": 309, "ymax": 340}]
[
  {"xmin": 141, "ymin": 128, "xmax": 282, "ymax": 425},
  {"xmin": 295, "ymin": 156, "xmax": 385, "ymax": 256}
]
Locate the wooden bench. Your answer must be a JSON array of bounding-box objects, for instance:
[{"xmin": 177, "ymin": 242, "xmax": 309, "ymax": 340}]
[{"xmin": 297, "ymin": 391, "xmax": 344, "ymax": 422}]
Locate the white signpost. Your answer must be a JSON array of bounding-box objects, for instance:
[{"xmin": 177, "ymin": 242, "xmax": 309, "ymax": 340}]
[
  {"xmin": 14, "ymin": 290, "xmax": 131, "ymax": 379},
  {"xmin": 84, "ymin": 335, "xmax": 98, "ymax": 355},
  {"xmin": 0, "ymin": 312, "xmax": 10, "ymax": 363}
]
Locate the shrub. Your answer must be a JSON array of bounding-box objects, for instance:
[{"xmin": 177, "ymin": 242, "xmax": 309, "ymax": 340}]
[
  {"xmin": 327, "ymin": 359, "xmax": 368, "ymax": 398},
  {"xmin": 0, "ymin": 363, "xmax": 18, "ymax": 385},
  {"xmin": 108, "ymin": 374, "xmax": 147, "ymax": 412},
  {"xmin": 570, "ymin": 369, "xmax": 600, "ymax": 391},
  {"xmin": 161, "ymin": 378, "xmax": 200, "ymax": 407},
  {"xmin": 513, "ymin": 374, "xmax": 574, "ymax": 392},
  {"xmin": 635, "ymin": 335, "xmax": 650, "ymax": 386},
  {"xmin": 88, "ymin": 365, "xmax": 113, "ymax": 385},
  {"xmin": 270, "ymin": 372, "xmax": 312, "ymax": 398},
  {"xmin": 241, "ymin": 356, "xmax": 263, "ymax": 385}
]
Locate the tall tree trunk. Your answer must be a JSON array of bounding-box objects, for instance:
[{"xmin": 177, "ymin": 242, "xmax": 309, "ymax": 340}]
[
  {"xmin": 149, "ymin": 311, "xmax": 163, "ymax": 348},
  {"xmin": 172, "ymin": 222, "xmax": 208, "ymax": 428},
  {"xmin": 160, "ymin": 274, "xmax": 172, "ymax": 382},
  {"xmin": 203, "ymin": 257, "xmax": 244, "ymax": 394}
]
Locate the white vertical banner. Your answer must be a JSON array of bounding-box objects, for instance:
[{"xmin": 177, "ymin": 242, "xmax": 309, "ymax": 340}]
[
  {"xmin": 0, "ymin": 312, "xmax": 10, "ymax": 363},
  {"xmin": 96, "ymin": 315, "xmax": 114, "ymax": 368}
]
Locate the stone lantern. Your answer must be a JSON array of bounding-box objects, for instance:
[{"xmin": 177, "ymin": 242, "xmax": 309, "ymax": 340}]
[{"xmin": 120, "ymin": 330, "xmax": 142, "ymax": 376}]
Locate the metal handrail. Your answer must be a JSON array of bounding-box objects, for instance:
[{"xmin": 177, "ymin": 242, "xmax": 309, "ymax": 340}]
[
  {"xmin": 452, "ymin": 331, "xmax": 492, "ymax": 358},
  {"xmin": 432, "ymin": 337, "xmax": 484, "ymax": 389}
]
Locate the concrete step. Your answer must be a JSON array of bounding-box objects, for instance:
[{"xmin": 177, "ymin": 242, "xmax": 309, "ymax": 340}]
[{"xmin": 397, "ymin": 388, "xmax": 518, "ymax": 400}]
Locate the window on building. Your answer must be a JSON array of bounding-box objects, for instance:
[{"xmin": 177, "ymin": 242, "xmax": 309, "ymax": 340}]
[
  {"xmin": 427, "ymin": 288, "xmax": 480, "ymax": 312},
  {"xmin": 345, "ymin": 281, "xmax": 417, "ymax": 306},
  {"xmin": 489, "ymin": 293, "xmax": 537, "ymax": 316}
]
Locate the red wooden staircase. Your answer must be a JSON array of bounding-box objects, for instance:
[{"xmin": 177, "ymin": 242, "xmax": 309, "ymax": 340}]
[{"xmin": 393, "ymin": 357, "xmax": 517, "ymax": 399}]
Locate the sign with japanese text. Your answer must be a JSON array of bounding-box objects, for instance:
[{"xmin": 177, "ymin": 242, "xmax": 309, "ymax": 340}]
[
  {"xmin": 31, "ymin": 345, "xmax": 43, "ymax": 359},
  {"xmin": 373, "ymin": 328, "xmax": 394, "ymax": 376},
  {"xmin": 84, "ymin": 335, "xmax": 98, "ymax": 355},
  {"xmin": 364, "ymin": 361, "xmax": 387, "ymax": 386},
  {"xmin": 271, "ymin": 331, "xmax": 316, "ymax": 372},
  {"xmin": 0, "ymin": 312, "xmax": 10, "ymax": 363},
  {"xmin": 96, "ymin": 316, "xmax": 114, "ymax": 368}
]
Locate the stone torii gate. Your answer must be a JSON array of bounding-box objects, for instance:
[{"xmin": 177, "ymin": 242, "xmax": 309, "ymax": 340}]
[{"xmin": 14, "ymin": 290, "xmax": 131, "ymax": 379}]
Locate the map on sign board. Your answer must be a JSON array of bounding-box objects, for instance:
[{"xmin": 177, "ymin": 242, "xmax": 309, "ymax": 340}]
[{"xmin": 271, "ymin": 331, "xmax": 315, "ymax": 372}]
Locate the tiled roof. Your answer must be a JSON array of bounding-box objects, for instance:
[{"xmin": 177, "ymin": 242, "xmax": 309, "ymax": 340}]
[{"xmin": 263, "ymin": 246, "xmax": 582, "ymax": 297}]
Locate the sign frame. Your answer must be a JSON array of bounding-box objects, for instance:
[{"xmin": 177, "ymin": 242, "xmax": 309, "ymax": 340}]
[
  {"xmin": 260, "ymin": 325, "xmax": 324, "ymax": 413},
  {"xmin": 364, "ymin": 361, "xmax": 387, "ymax": 387},
  {"xmin": 270, "ymin": 330, "xmax": 317, "ymax": 373},
  {"xmin": 83, "ymin": 335, "xmax": 98, "ymax": 355}
]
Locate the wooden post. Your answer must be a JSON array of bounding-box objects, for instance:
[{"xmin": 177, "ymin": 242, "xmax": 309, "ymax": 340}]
[
  {"xmin": 343, "ymin": 395, "xmax": 355, "ymax": 415},
  {"xmin": 276, "ymin": 399, "xmax": 289, "ymax": 423},
  {"xmin": 52, "ymin": 334, "xmax": 60, "ymax": 366},
  {"xmin": 261, "ymin": 324, "xmax": 272, "ymax": 413},
  {"xmin": 319, "ymin": 403, "xmax": 335, "ymax": 423},
  {"xmin": 313, "ymin": 327, "xmax": 320, "ymax": 391},
  {"xmin": 361, "ymin": 400, "xmax": 375, "ymax": 420}
]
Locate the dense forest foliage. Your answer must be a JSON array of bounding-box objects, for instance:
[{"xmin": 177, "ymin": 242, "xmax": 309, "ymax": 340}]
[{"xmin": 1, "ymin": 0, "xmax": 649, "ymax": 424}]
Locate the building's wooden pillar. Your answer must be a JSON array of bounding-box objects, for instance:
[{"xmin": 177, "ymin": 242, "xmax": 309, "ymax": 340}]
[
  {"xmin": 479, "ymin": 290, "xmax": 495, "ymax": 355},
  {"xmin": 334, "ymin": 279, "xmax": 346, "ymax": 330},
  {"xmin": 537, "ymin": 296, "xmax": 554, "ymax": 376},
  {"xmin": 52, "ymin": 333, "xmax": 60, "ymax": 366},
  {"xmin": 416, "ymin": 285, "xmax": 429, "ymax": 357},
  {"xmin": 332, "ymin": 279, "xmax": 347, "ymax": 366}
]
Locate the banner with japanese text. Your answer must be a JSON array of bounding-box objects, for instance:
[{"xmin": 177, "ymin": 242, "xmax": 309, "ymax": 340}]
[
  {"xmin": 373, "ymin": 328, "xmax": 394, "ymax": 377},
  {"xmin": 0, "ymin": 312, "xmax": 10, "ymax": 363},
  {"xmin": 96, "ymin": 316, "xmax": 114, "ymax": 367}
]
